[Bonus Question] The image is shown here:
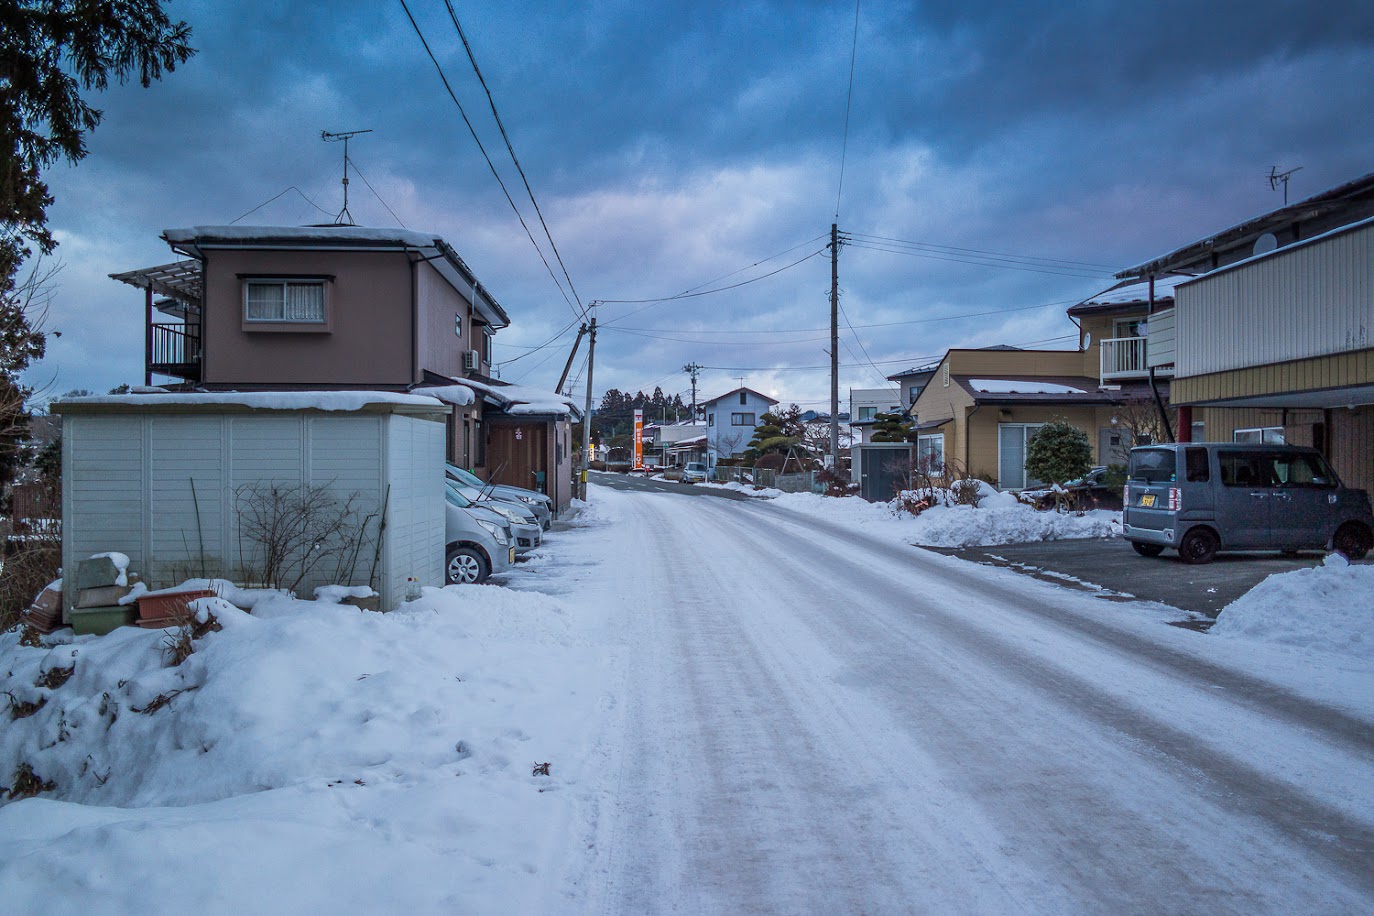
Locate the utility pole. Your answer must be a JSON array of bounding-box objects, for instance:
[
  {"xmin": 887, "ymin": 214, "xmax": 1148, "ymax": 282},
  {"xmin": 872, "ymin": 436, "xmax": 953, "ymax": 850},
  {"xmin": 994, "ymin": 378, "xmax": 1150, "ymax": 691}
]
[
  {"xmin": 683, "ymin": 362, "xmax": 703, "ymax": 424},
  {"xmin": 580, "ymin": 308, "xmax": 598, "ymax": 498},
  {"xmin": 556, "ymin": 323, "xmax": 588, "ymax": 395},
  {"xmin": 829, "ymin": 223, "xmax": 840, "ymax": 466}
]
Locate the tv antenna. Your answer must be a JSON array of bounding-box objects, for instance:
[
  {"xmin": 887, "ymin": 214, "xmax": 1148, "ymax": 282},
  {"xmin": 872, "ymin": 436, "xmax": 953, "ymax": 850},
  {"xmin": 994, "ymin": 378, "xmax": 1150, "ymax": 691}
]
[
  {"xmin": 1268, "ymin": 165, "xmax": 1303, "ymax": 206},
  {"xmin": 321, "ymin": 128, "xmax": 373, "ymax": 225}
]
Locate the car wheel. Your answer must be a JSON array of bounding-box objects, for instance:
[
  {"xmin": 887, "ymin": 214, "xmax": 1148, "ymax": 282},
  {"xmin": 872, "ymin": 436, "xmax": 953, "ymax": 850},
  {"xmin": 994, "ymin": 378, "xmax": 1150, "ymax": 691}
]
[
  {"xmin": 1131, "ymin": 541, "xmax": 1165, "ymax": 557},
  {"xmin": 1178, "ymin": 527, "xmax": 1219, "ymax": 565},
  {"xmin": 1333, "ymin": 522, "xmax": 1373, "ymax": 560},
  {"xmin": 445, "ymin": 546, "xmax": 489, "ymax": 585}
]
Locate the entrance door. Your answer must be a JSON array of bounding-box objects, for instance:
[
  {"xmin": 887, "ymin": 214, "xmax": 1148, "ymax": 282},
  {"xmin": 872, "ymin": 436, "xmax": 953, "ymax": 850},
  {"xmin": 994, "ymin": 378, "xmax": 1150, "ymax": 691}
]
[
  {"xmin": 998, "ymin": 423, "xmax": 1045, "ymax": 489},
  {"xmin": 1099, "ymin": 428, "xmax": 1128, "ymax": 466},
  {"xmin": 487, "ymin": 423, "xmax": 549, "ymax": 494}
]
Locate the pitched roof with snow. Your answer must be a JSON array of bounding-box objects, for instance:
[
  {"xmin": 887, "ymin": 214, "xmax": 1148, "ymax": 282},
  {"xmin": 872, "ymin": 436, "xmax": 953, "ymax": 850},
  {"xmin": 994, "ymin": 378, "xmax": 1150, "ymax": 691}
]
[
  {"xmin": 423, "ymin": 377, "xmax": 580, "ymax": 419},
  {"xmin": 1067, "ymin": 275, "xmax": 1186, "ymax": 317},
  {"xmin": 700, "ymin": 386, "xmax": 779, "ymax": 406}
]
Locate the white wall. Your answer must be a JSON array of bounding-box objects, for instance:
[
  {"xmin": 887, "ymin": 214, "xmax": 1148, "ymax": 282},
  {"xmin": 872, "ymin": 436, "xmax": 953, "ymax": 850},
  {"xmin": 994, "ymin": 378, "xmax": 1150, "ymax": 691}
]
[{"xmin": 62, "ymin": 409, "xmax": 445, "ymax": 612}]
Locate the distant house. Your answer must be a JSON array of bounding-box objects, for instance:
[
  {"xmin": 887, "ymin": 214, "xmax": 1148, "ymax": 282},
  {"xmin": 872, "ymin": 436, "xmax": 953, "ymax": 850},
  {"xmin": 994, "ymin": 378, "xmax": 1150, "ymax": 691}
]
[
  {"xmin": 700, "ymin": 387, "xmax": 779, "ymax": 466},
  {"xmin": 886, "ymin": 364, "xmax": 938, "ymax": 409},
  {"xmin": 1115, "ymin": 170, "xmax": 1374, "ymax": 493},
  {"xmin": 848, "ymin": 387, "xmax": 903, "ymax": 445},
  {"xmin": 111, "ymin": 225, "xmax": 574, "ymax": 508},
  {"xmin": 909, "ymin": 347, "xmax": 1153, "ymax": 489}
]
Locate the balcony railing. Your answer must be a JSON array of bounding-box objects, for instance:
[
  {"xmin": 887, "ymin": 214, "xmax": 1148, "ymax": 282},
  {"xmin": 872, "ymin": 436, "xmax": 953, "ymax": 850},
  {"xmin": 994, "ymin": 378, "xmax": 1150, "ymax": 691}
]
[
  {"xmin": 148, "ymin": 322, "xmax": 201, "ymax": 381},
  {"xmin": 1099, "ymin": 336, "xmax": 1172, "ymax": 381}
]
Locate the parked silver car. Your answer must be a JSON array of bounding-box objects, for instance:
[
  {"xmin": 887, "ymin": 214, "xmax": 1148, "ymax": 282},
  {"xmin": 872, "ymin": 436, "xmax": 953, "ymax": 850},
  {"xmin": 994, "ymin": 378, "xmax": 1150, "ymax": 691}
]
[
  {"xmin": 444, "ymin": 486, "xmax": 515, "ymax": 584},
  {"xmin": 681, "ymin": 462, "xmax": 709, "ymax": 483},
  {"xmin": 1123, "ymin": 443, "xmax": 1374, "ymax": 564},
  {"xmin": 446, "ymin": 463, "xmax": 553, "ymax": 529},
  {"xmin": 445, "ymin": 483, "xmax": 541, "ymax": 558}
]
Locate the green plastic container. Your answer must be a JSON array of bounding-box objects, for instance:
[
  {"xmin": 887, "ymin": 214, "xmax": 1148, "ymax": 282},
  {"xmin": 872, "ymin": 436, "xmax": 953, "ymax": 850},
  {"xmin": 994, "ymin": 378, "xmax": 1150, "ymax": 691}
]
[{"xmin": 70, "ymin": 606, "xmax": 137, "ymax": 636}]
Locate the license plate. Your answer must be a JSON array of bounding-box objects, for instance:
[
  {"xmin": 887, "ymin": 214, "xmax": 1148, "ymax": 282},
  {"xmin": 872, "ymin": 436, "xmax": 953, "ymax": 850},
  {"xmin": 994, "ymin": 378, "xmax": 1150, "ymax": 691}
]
[
  {"xmin": 1140, "ymin": 493, "xmax": 1156, "ymax": 508},
  {"xmin": 508, "ymin": 547, "xmax": 516, "ymax": 564}
]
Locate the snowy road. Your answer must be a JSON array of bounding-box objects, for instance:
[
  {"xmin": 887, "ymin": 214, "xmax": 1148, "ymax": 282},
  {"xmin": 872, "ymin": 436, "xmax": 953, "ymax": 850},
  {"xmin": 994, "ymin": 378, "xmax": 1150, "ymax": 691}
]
[{"xmin": 542, "ymin": 483, "xmax": 1374, "ymax": 913}]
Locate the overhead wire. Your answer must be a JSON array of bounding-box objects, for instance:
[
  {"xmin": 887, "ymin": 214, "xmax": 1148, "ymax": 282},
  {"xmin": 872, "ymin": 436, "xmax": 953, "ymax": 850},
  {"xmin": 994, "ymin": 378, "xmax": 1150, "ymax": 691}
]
[
  {"xmin": 834, "ymin": 0, "xmax": 861, "ymax": 221},
  {"xmin": 696, "ymin": 333, "xmax": 1077, "ymax": 372},
  {"xmin": 848, "ymin": 232, "xmax": 1119, "ymax": 271},
  {"xmin": 229, "ymin": 186, "xmax": 332, "ymax": 225},
  {"xmin": 397, "ymin": 0, "xmax": 583, "ymax": 321},
  {"xmin": 442, "ymin": 0, "xmax": 585, "ymax": 316},
  {"xmin": 847, "ymin": 239, "xmax": 1114, "ymax": 278}
]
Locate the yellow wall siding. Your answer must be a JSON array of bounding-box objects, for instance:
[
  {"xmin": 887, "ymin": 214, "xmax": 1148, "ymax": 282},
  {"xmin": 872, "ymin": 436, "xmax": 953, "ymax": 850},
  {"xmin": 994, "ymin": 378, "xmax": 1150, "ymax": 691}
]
[
  {"xmin": 946, "ymin": 349, "xmax": 1085, "ymax": 377},
  {"xmin": 1173, "ymin": 348, "xmax": 1374, "ymax": 404},
  {"xmin": 1196, "ymin": 405, "xmax": 1372, "ymax": 494},
  {"xmin": 966, "ymin": 405, "xmax": 1109, "ymax": 485}
]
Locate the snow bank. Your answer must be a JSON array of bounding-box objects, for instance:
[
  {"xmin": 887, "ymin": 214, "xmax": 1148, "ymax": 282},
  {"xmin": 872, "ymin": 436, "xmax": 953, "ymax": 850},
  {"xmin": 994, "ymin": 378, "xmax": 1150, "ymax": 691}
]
[
  {"xmin": 767, "ymin": 489, "xmax": 1119, "ymax": 547},
  {"xmin": 0, "ymin": 580, "xmax": 606, "ymax": 912},
  {"xmin": 1211, "ymin": 564, "xmax": 1374, "ymax": 657}
]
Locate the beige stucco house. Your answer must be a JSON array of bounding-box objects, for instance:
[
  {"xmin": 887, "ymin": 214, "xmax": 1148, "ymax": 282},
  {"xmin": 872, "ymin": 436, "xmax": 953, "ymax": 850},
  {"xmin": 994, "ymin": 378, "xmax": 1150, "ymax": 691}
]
[
  {"xmin": 112, "ymin": 225, "xmax": 575, "ymax": 508},
  {"xmin": 909, "ymin": 346, "xmax": 1158, "ymax": 489}
]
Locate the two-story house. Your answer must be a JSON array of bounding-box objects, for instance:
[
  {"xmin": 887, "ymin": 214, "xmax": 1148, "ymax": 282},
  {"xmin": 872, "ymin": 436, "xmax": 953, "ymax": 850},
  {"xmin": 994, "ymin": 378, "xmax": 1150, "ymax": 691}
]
[
  {"xmin": 848, "ymin": 387, "xmax": 904, "ymax": 445},
  {"xmin": 886, "ymin": 364, "xmax": 938, "ymax": 411},
  {"xmin": 1115, "ymin": 170, "xmax": 1374, "ymax": 492},
  {"xmin": 111, "ymin": 225, "xmax": 574, "ymax": 507},
  {"xmin": 701, "ymin": 387, "xmax": 779, "ymax": 466}
]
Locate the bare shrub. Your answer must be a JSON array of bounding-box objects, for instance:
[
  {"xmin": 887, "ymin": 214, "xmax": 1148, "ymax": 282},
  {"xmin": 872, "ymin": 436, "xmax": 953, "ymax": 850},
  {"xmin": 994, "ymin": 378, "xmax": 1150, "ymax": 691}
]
[
  {"xmin": 233, "ymin": 481, "xmax": 377, "ymax": 592},
  {"xmin": 2, "ymin": 762, "xmax": 55, "ymax": 800},
  {"xmin": 160, "ymin": 596, "xmax": 222, "ymax": 667},
  {"xmin": 0, "ymin": 527, "xmax": 60, "ymax": 632}
]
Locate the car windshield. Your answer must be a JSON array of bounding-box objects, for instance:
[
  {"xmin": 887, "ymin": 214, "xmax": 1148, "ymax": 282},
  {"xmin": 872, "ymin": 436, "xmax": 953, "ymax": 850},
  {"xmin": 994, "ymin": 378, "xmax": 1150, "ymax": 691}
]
[
  {"xmin": 444, "ymin": 483, "xmax": 473, "ymax": 508},
  {"xmin": 1128, "ymin": 448, "xmax": 1176, "ymax": 484},
  {"xmin": 445, "ymin": 463, "xmax": 484, "ymax": 488}
]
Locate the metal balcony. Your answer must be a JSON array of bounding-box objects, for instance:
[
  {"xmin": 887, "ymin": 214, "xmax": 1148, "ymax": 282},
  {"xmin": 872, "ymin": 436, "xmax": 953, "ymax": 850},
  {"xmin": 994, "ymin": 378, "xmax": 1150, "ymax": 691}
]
[
  {"xmin": 148, "ymin": 322, "xmax": 201, "ymax": 382},
  {"xmin": 1099, "ymin": 336, "xmax": 1171, "ymax": 382}
]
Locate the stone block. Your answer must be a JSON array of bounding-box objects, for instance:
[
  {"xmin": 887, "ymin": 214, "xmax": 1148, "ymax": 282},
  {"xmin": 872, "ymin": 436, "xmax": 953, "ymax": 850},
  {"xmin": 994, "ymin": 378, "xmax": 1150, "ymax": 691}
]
[
  {"xmin": 75, "ymin": 584, "xmax": 134, "ymax": 609},
  {"xmin": 76, "ymin": 557, "xmax": 123, "ymax": 590}
]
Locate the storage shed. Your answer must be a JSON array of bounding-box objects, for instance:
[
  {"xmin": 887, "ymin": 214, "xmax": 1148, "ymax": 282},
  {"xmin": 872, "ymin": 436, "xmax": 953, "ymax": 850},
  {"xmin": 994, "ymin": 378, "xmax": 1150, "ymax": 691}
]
[{"xmin": 52, "ymin": 391, "xmax": 449, "ymax": 615}]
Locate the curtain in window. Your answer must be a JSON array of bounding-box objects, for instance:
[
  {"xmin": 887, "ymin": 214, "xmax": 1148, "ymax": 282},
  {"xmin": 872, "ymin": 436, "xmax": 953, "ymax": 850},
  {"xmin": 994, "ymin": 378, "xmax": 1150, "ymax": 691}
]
[{"xmin": 284, "ymin": 283, "xmax": 324, "ymax": 321}]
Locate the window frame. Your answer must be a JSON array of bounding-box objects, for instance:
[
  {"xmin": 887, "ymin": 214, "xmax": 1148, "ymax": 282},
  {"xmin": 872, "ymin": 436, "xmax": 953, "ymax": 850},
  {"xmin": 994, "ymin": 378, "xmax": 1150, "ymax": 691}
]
[
  {"xmin": 916, "ymin": 433, "xmax": 945, "ymax": 475},
  {"xmin": 730, "ymin": 412, "xmax": 755, "ymax": 427},
  {"xmin": 240, "ymin": 276, "xmax": 331, "ymax": 331}
]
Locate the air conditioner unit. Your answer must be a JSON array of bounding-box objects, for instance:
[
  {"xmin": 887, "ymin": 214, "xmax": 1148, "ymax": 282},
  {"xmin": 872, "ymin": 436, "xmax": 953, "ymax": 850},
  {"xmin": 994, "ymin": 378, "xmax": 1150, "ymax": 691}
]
[{"xmin": 463, "ymin": 349, "xmax": 480, "ymax": 371}]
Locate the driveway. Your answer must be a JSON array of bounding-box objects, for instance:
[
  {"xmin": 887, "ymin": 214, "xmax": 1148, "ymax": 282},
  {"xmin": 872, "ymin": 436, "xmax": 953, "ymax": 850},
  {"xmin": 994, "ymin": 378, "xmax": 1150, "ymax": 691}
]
[{"xmin": 925, "ymin": 538, "xmax": 1364, "ymax": 621}]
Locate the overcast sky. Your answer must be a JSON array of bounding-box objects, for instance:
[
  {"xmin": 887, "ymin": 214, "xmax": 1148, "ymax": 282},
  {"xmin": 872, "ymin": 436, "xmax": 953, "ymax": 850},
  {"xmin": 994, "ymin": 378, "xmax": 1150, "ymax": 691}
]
[{"xmin": 28, "ymin": 0, "xmax": 1374, "ymax": 412}]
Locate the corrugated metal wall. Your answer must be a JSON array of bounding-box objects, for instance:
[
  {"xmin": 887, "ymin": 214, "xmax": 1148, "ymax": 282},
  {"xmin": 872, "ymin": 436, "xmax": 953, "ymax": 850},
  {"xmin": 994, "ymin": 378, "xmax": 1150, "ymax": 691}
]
[
  {"xmin": 1175, "ymin": 221, "xmax": 1374, "ymax": 377},
  {"xmin": 62, "ymin": 411, "xmax": 445, "ymax": 612}
]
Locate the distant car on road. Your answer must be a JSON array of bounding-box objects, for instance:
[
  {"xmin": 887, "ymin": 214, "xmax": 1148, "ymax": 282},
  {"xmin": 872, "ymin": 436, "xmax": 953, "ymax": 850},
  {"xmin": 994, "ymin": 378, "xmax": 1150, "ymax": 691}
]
[{"xmin": 681, "ymin": 462, "xmax": 708, "ymax": 483}]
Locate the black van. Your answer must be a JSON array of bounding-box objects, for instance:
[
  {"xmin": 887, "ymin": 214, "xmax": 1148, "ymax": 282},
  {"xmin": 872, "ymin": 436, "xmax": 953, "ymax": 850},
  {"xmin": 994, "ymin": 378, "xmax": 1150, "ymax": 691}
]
[{"xmin": 1123, "ymin": 443, "xmax": 1374, "ymax": 564}]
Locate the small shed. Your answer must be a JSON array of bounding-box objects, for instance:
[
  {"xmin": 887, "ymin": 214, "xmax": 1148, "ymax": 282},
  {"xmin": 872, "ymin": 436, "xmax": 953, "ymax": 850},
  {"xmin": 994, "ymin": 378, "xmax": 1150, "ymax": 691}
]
[{"xmin": 52, "ymin": 391, "xmax": 449, "ymax": 614}]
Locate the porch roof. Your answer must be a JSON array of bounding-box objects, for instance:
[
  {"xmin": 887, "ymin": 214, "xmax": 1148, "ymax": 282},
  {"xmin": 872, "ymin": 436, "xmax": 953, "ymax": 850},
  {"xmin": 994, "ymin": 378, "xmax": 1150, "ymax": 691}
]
[
  {"xmin": 109, "ymin": 259, "xmax": 203, "ymax": 304},
  {"xmin": 954, "ymin": 375, "xmax": 1122, "ymax": 406}
]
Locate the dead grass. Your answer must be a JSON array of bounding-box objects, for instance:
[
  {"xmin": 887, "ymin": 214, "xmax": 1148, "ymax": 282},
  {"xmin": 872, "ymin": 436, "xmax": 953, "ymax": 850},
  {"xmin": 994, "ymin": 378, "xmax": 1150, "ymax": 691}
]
[
  {"xmin": 5, "ymin": 691, "xmax": 46, "ymax": 720},
  {"xmin": 35, "ymin": 664, "xmax": 73, "ymax": 690},
  {"xmin": 2, "ymin": 762, "xmax": 55, "ymax": 800}
]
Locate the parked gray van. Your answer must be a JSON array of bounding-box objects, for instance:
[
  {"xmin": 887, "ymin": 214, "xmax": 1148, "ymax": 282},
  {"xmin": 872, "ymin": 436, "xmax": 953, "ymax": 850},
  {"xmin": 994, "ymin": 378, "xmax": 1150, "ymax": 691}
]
[{"xmin": 1123, "ymin": 443, "xmax": 1374, "ymax": 564}]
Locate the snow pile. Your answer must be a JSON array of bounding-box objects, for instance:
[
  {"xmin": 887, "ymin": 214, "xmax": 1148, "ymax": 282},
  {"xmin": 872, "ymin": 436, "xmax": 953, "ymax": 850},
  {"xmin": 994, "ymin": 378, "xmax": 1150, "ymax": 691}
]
[
  {"xmin": 767, "ymin": 487, "xmax": 1119, "ymax": 547},
  {"xmin": 1211, "ymin": 563, "xmax": 1374, "ymax": 656},
  {"xmin": 0, "ymin": 583, "xmax": 605, "ymax": 911}
]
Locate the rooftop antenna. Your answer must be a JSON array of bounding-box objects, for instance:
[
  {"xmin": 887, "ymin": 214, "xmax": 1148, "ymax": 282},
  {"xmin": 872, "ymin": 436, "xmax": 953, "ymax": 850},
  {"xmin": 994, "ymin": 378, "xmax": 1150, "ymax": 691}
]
[
  {"xmin": 321, "ymin": 128, "xmax": 373, "ymax": 225},
  {"xmin": 1268, "ymin": 165, "xmax": 1303, "ymax": 206}
]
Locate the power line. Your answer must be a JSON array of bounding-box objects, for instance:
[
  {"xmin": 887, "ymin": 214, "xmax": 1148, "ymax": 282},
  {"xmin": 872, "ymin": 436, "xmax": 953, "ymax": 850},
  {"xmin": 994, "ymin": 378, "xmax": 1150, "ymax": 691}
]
[
  {"xmin": 696, "ymin": 333, "xmax": 1077, "ymax": 372},
  {"xmin": 848, "ymin": 232, "xmax": 1119, "ymax": 271},
  {"xmin": 598, "ymin": 247, "xmax": 826, "ymax": 313},
  {"xmin": 442, "ymin": 0, "xmax": 584, "ymax": 317},
  {"xmin": 835, "ymin": 0, "xmax": 861, "ymax": 221},
  {"xmin": 846, "ymin": 240, "xmax": 1112, "ymax": 278},
  {"xmin": 606, "ymin": 327, "xmax": 831, "ymax": 346},
  {"xmin": 397, "ymin": 0, "xmax": 583, "ymax": 321},
  {"xmin": 498, "ymin": 314, "xmax": 584, "ymax": 368}
]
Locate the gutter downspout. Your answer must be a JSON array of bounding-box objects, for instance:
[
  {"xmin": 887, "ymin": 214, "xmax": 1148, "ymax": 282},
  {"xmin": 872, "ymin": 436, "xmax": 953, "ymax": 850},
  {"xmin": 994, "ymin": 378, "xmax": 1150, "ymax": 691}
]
[
  {"xmin": 1148, "ymin": 366, "xmax": 1174, "ymax": 443},
  {"xmin": 410, "ymin": 255, "xmax": 420, "ymax": 387}
]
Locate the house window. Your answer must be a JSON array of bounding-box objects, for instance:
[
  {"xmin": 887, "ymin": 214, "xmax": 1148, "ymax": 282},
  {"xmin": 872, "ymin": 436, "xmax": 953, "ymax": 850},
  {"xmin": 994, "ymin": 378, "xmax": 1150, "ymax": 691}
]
[
  {"xmin": 1114, "ymin": 318, "xmax": 1145, "ymax": 339},
  {"xmin": 858, "ymin": 406, "xmax": 877, "ymax": 421},
  {"xmin": 483, "ymin": 329, "xmax": 493, "ymax": 365},
  {"xmin": 917, "ymin": 433, "xmax": 944, "ymax": 475},
  {"xmin": 1234, "ymin": 426, "xmax": 1284, "ymax": 444},
  {"xmin": 909, "ymin": 387, "xmax": 922, "ymax": 405},
  {"xmin": 244, "ymin": 280, "xmax": 325, "ymax": 323},
  {"xmin": 708, "ymin": 414, "xmax": 715, "ymax": 427},
  {"xmin": 455, "ymin": 313, "xmax": 463, "ymax": 337},
  {"xmin": 731, "ymin": 412, "xmax": 755, "ymax": 426},
  {"xmin": 739, "ymin": 391, "xmax": 747, "ymax": 405},
  {"xmin": 997, "ymin": 423, "xmax": 1045, "ymax": 489}
]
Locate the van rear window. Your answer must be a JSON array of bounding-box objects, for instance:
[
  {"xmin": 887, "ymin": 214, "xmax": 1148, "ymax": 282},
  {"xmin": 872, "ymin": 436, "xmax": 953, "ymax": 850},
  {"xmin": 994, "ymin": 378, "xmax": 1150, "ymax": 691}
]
[{"xmin": 1128, "ymin": 448, "xmax": 1176, "ymax": 483}]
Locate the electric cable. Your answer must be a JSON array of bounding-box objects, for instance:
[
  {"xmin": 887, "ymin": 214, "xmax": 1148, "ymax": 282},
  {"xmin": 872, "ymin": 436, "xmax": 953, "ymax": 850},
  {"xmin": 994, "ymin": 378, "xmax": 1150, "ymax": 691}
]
[
  {"xmin": 835, "ymin": 0, "xmax": 861, "ymax": 221},
  {"xmin": 346, "ymin": 156, "xmax": 407, "ymax": 228},
  {"xmin": 229, "ymin": 186, "xmax": 332, "ymax": 225},
  {"xmin": 398, "ymin": 0, "xmax": 583, "ymax": 321}
]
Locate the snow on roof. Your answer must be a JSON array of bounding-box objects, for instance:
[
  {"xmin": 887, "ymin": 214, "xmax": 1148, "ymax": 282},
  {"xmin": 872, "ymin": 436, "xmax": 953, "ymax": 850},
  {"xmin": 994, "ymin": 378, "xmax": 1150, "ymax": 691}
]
[
  {"xmin": 1076, "ymin": 274, "xmax": 1187, "ymax": 307},
  {"xmin": 967, "ymin": 379, "xmax": 1088, "ymax": 395},
  {"xmin": 414, "ymin": 385, "xmax": 477, "ymax": 407},
  {"xmin": 163, "ymin": 225, "xmax": 442, "ymax": 248},
  {"xmin": 53, "ymin": 391, "xmax": 447, "ymax": 412},
  {"xmin": 438, "ymin": 378, "xmax": 579, "ymax": 418}
]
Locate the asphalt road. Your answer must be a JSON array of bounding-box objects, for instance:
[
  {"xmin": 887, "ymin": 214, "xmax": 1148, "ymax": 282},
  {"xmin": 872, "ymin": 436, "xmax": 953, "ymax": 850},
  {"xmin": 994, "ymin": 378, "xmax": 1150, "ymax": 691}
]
[{"xmin": 557, "ymin": 482, "xmax": 1374, "ymax": 913}]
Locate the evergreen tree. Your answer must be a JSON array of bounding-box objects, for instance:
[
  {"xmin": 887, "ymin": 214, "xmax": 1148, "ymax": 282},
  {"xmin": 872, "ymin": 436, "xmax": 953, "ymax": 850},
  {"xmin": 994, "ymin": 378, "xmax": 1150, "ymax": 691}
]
[
  {"xmin": 869, "ymin": 411, "xmax": 915, "ymax": 443},
  {"xmin": 747, "ymin": 404, "xmax": 806, "ymax": 457},
  {"xmin": 1025, "ymin": 420, "xmax": 1092, "ymax": 487}
]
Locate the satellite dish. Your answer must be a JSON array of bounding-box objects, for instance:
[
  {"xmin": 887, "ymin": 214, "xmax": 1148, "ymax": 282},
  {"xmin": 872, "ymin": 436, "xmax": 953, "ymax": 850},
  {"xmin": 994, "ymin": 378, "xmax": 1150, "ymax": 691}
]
[
  {"xmin": 1253, "ymin": 232, "xmax": 1279, "ymax": 256},
  {"xmin": 1083, "ymin": 331, "xmax": 1092, "ymax": 350}
]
